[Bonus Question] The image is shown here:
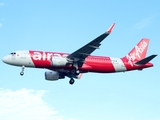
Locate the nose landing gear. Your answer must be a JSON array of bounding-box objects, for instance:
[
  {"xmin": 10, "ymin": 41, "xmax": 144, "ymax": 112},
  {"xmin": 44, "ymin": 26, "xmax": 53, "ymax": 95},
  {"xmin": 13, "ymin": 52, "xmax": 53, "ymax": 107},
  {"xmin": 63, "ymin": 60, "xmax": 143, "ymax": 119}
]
[{"xmin": 20, "ymin": 65, "xmax": 25, "ymax": 76}]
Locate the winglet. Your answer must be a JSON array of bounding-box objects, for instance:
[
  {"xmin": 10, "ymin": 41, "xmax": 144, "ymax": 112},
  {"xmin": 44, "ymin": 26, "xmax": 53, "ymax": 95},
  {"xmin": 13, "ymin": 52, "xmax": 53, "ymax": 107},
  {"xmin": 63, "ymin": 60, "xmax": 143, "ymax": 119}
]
[{"xmin": 107, "ymin": 23, "xmax": 115, "ymax": 33}]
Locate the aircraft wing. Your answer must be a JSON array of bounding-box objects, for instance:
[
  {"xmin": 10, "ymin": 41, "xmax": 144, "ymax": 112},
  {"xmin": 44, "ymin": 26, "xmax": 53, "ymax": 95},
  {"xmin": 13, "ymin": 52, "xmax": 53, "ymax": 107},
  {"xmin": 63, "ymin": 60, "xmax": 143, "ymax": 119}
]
[{"xmin": 67, "ymin": 23, "xmax": 115, "ymax": 67}]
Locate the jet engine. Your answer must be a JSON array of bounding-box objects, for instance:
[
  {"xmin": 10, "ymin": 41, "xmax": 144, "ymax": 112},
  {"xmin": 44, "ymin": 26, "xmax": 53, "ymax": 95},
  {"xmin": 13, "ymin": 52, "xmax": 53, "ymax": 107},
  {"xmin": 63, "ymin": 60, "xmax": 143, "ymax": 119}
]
[
  {"xmin": 51, "ymin": 56, "xmax": 68, "ymax": 66},
  {"xmin": 45, "ymin": 71, "xmax": 65, "ymax": 81}
]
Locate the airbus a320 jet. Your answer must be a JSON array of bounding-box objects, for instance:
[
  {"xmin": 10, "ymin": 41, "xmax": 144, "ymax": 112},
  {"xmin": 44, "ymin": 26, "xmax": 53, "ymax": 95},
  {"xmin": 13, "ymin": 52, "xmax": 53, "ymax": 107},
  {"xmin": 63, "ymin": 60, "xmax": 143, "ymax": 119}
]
[{"xmin": 2, "ymin": 23, "xmax": 157, "ymax": 85}]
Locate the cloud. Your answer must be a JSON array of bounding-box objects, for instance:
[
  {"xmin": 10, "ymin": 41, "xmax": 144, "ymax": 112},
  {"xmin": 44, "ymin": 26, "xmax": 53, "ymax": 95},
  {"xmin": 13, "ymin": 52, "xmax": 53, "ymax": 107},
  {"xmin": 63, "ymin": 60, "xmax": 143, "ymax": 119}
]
[
  {"xmin": 132, "ymin": 15, "xmax": 155, "ymax": 30},
  {"xmin": 0, "ymin": 88, "xmax": 77, "ymax": 120}
]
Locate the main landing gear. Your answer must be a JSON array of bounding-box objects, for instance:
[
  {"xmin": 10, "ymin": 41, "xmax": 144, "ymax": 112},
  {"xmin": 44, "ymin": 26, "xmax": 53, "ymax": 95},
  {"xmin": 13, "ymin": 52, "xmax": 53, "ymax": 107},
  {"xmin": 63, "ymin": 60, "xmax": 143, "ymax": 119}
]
[
  {"xmin": 71, "ymin": 69, "xmax": 80, "ymax": 75},
  {"xmin": 72, "ymin": 62, "xmax": 80, "ymax": 75},
  {"xmin": 20, "ymin": 65, "xmax": 25, "ymax": 76},
  {"xmin": 69, "ymin": 78, "xmax": 75, "ymax": 85}
]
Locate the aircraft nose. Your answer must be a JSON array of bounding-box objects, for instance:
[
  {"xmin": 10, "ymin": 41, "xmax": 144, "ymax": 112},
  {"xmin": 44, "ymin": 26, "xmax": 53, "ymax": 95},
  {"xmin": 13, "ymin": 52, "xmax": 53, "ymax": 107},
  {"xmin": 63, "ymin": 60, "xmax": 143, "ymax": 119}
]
[{"xmin": 2, "ymin": 56, "xmax": 10, "ymax": 64}]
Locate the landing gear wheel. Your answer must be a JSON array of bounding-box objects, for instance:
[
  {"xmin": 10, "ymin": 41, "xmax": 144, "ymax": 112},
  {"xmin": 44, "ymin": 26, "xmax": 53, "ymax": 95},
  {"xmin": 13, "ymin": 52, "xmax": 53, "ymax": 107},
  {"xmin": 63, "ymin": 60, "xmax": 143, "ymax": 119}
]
[
  {"xmin": 69, "ymin": 78, "xmax": 75, "ymax": 85},
  {"xmin": 20, "ymin": 72, "xmax": 24, "ymax": 76}
]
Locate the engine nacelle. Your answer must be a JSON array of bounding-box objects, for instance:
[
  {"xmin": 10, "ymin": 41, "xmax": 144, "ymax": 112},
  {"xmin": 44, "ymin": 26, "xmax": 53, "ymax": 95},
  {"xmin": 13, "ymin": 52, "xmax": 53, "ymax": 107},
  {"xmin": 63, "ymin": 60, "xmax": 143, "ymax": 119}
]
[
  {"xmin": 51, "ymin": 56, "xmax": 68, "ymax": 66},
  {"xmin": 45, "ymin": 71, "xmax": 65, "ymax": 81}
]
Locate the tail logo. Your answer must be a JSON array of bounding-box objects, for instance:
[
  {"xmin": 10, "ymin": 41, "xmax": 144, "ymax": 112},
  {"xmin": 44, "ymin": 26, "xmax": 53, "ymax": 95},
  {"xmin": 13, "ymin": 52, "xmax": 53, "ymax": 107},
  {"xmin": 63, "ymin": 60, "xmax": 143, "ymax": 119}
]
[
  {"xmin": 135, "ymin": 41, "xmax": 148, "ymax": 59},
  {"xmin": 126, "ymin": 41, "xmax": 148, "ymax": 66}
]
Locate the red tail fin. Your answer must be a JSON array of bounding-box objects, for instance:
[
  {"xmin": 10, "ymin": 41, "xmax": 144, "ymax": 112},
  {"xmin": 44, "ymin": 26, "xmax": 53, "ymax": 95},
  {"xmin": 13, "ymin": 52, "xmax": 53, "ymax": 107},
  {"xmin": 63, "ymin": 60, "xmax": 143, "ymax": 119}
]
[{"xmin": 123, "ymin": 38, "xmax": 149, "ymax": 66}]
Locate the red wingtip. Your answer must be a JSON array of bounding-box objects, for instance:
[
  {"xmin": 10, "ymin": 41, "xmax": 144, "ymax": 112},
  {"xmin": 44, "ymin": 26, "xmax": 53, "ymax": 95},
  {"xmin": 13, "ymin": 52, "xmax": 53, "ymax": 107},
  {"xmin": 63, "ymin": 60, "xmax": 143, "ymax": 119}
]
[{"xmin": 107, "ymin": 23, "xmax": 115, "ymax": 33}]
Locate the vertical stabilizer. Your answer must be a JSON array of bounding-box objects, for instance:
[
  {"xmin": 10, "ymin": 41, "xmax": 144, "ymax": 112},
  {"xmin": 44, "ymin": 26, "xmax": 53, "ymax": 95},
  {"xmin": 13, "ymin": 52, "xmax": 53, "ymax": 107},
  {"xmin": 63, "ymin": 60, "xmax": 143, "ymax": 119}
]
[{"xmin": 123, "ymin": 38, "xmax": 149, "ymax": 66}]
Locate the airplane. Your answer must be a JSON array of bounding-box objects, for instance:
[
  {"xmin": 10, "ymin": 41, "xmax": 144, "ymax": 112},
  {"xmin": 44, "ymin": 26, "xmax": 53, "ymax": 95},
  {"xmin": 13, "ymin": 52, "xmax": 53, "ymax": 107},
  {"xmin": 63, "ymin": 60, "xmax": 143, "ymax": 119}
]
[{"xmin": 2, "ymin": 23, "xmax": 157, "ymax": 85}]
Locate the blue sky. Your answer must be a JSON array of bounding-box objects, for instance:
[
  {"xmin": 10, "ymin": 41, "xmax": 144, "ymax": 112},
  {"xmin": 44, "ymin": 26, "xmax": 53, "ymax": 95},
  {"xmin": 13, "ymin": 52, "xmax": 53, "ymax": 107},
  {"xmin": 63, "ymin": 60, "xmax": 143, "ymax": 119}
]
[{"xmin": 0, "ymin": 0, "xmax": 159, "ymax": 120}]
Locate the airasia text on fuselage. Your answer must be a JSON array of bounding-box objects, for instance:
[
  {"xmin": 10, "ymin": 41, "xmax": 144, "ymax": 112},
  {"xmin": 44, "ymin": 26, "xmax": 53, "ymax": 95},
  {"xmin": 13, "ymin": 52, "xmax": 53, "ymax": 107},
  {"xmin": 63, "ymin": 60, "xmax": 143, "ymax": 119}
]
[{"xmin": 31, "ymin": 51, "xmax": 69, "ymax": 61}]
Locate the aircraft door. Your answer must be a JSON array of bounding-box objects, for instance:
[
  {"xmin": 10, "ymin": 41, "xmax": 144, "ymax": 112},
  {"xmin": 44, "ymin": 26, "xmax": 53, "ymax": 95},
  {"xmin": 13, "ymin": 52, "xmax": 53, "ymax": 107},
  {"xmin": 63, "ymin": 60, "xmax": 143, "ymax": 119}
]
[{"xmin": 21, "ymin": 51, "xmax": 27, "ymax": 59}]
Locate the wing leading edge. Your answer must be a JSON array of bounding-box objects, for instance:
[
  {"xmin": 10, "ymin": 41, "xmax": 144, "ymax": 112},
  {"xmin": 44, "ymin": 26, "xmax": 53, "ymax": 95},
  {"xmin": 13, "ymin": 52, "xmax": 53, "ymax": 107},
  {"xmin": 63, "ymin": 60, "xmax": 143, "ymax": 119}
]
[{"xmin": 67, "ymin": 23, "xmax": 115, "ymax": 67}]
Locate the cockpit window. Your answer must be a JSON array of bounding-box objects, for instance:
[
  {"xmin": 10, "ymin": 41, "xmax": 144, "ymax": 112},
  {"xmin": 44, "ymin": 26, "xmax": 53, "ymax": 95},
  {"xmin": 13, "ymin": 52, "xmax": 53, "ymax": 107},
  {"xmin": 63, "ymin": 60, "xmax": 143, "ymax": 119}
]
[{"xmin": 10, "ymin": 52, "xmax": 16, "ymax": 55}]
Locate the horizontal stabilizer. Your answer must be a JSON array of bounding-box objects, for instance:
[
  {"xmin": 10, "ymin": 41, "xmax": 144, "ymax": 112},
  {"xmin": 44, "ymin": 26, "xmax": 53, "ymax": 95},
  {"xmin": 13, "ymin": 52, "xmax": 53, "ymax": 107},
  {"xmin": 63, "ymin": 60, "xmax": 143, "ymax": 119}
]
[{"xmin": 135, "ymin": 55, "xmax": 157, "ymax": 65}]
